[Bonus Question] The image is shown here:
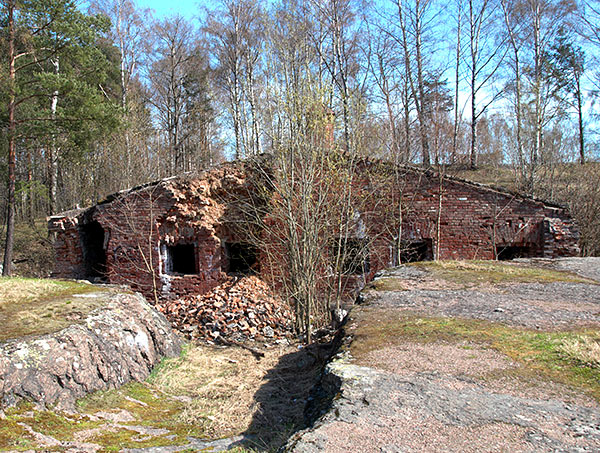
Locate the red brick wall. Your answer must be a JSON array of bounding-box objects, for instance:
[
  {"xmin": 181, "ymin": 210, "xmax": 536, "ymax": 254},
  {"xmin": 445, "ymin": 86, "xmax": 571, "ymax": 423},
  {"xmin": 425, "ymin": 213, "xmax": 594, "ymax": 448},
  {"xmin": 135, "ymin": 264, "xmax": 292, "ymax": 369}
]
[
  {"xmin": 49, "ymin": 162, "xmax": 579, "ymax": 303},
  {"xmin": 355, "ymin": 164, "xmax": 578, "ymax": 268},
  {"xmin": 48, "ymin": 215, "xmax": 85, "ymax": 279}
]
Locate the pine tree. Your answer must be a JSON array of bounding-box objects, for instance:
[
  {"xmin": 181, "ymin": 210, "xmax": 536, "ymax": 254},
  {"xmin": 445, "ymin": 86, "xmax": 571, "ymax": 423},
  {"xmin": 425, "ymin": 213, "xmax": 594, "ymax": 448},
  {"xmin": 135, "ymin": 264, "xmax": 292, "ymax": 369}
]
[{"xmin": 1, "ymin": 0, "xmax": 120, "ymax": 276}]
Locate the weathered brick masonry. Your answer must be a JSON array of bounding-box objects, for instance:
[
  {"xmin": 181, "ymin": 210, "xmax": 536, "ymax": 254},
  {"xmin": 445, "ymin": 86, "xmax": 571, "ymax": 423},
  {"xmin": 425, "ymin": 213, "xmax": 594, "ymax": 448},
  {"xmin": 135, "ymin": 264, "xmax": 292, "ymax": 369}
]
[{"xmin": 48, "ymin": 159, "xmax": 579, "ymax": 302}]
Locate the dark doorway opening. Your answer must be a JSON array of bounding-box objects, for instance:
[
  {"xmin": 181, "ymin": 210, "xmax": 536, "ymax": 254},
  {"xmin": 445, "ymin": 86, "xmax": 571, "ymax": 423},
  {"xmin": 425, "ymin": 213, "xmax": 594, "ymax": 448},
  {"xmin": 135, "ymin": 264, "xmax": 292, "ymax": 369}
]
[
  {"xmin": 165, "ymin": 244, "xmax": 197, "ymax": 274},
  {"xmin": 332, "ymin": 238, "xmax": 370, "ymax": 275},
  {"xmin": 224, "ymin": 242, "xmax": 258, "ymax": 275},
  {"xmin": 496, "ymin": 244, "xmax": 534, "ymax": 260},
  {"xmin": 80, "ymin": 221, "xmax": 107, "ymax": 280},
  {"xmin": 400, "ymin": 239, "xmax": 433, "ymax": 263}
]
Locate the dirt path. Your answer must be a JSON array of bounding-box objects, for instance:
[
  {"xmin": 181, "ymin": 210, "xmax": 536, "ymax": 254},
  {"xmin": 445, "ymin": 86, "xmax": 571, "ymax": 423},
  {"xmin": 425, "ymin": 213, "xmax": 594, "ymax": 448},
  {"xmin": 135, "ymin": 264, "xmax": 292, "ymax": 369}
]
[{"xmin": 286, "ymin": 260, "xmax": 600, "ymax": 452}]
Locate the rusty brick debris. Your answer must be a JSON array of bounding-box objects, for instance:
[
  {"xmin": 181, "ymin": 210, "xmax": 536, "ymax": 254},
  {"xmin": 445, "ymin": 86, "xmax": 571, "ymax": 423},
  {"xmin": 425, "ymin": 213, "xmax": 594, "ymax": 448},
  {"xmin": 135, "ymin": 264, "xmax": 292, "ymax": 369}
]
[{"xmin": 158, "ymin": 275, "xmax": 294, "ymax": 342}]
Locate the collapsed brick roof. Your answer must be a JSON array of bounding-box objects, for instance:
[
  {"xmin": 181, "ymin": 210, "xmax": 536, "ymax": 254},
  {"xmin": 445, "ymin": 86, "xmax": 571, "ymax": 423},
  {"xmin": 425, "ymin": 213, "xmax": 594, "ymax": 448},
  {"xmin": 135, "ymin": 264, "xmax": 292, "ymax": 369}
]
[{"xmin": 50, "ymin": 156, "xmax": 568, "ymax": 221}]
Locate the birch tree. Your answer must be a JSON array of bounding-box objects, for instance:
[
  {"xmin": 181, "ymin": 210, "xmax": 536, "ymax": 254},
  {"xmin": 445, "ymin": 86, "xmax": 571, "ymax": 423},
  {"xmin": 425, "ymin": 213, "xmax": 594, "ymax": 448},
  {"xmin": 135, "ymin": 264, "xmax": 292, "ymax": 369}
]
[
  {"xmin": 147, "ymin": 16, "xmax": 216, "ymax": 174},
  {"xmin": 464, "ymin": 0, "xmax": 505, "ymax": 169},
  {"xmin": 205, "ymin": 0, "xmax": 264, "ymax": 159}
]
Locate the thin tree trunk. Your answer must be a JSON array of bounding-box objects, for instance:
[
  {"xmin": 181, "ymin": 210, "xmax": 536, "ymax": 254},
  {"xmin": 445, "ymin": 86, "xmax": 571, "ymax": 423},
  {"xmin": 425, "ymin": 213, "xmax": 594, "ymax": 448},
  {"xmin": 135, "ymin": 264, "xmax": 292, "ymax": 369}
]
[
  {"xmin": 397, "ymin": 0, "xmax": 427, "ymax": 164},
  {"xmin": 470, "ymin": 89, "xmax": 477, "ymax": 169},
  {"xmin": 331, "ymin": 1, "xmax": 351, "ymax": 153},
  {"xmin": 436, "ymin": 172, "xmax": 444, "ymax": 259},
  {"xmin": 246, "ymin": 55, "xmax": 261, "ymax": 156},
  {"xmin": 403, "ymin": 67, "xmax": 411, "ymax": 161},
  {"xmin": 576, "ymin": 76, "xmax": 585, "ymax": 165},
  {"xmin": 3, "ymin": 0, "xmax": 16, "ymax": 276},
  {"xmin": 531, "ymin": 0, "xmax": 542, "ymax": 194},
  {"xmin": 49, "ymin": 58, "xmax": 60, "ymax": 215},
  {"xmin": 514, "ymin": 54, "xmax": 524, "ymax": 177},
  {"xmin": 469, "ymin": 0, "xmax": 478, "ymax": 170},
  {"xmin": 385, "ymin": 91, "xmax": 398, "ymax": 159},
  {"xmin": 452, "ymin": 0, "xmax": 462, "ymax": 164},
  {"xmin": 414, "ymin": 1, "xmax": 430, "ymax": 166},
  {"xmin": 501, "ymin": 0, "xmax": 525, "ymax": 183},
  {"xmin": 28, "ymin": 152, "xmax": 35, "ymax": 225}
]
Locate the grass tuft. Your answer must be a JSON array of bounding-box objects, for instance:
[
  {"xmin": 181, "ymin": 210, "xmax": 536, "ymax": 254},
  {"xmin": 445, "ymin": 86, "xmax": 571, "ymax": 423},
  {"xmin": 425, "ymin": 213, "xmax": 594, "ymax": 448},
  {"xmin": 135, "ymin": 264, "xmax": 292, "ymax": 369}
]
[
  {"xmin": 149, "ymin": 344, "xmax": 279, "ymax": 438},
  {"xmin": 412, "ymin": 260, "xmax": 595, "ymax": 286},
  {"xmin": 557, "ymin": 334, "xmax": 600, "ymax": 369},
  {"xmin": 367, "ymin": 277, "xmax": 409, "ymax": 291}
]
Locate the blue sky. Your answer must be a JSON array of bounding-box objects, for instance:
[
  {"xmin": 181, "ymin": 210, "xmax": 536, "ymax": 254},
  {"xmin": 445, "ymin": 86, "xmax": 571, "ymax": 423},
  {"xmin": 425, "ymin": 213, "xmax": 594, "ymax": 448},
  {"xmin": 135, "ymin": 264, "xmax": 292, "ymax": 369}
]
[{"xmin": 136, "ymin": 0, "xmax": 202, "ymax": 18}]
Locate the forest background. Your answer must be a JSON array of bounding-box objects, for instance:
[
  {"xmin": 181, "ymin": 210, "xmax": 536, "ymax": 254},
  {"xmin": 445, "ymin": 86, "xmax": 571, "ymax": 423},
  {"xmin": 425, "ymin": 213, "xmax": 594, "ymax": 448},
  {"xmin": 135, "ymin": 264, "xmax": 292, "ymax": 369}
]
[{"xmin": 2, "ymin": 0, "xmax": 600, "ymax": 278}]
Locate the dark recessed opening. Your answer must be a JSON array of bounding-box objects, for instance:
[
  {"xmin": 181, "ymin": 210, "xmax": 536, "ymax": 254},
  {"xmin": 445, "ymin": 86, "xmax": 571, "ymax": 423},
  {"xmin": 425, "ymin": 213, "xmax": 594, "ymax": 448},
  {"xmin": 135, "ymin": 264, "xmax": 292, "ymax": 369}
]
[
  {"xmin": 80, "ymin": 221, "xmax": 107, "ymax": 280},
  {"xmin": 165, "ymin": 243, "xmax": 197, "ymax": 274},
  {"xmin": 332, "ymin": 238, "xmax": 370, "ymax": 275},
  {"xmin": 496, "ymin": 244, "xmax": 534, "ymax": 260},
  {"xmin": 400, "ymin": 239, "xmax": 433, "ymax": 263},
  {"xmin": 225, "ymin": 242, "xmax": 258, "ymax": 275}
]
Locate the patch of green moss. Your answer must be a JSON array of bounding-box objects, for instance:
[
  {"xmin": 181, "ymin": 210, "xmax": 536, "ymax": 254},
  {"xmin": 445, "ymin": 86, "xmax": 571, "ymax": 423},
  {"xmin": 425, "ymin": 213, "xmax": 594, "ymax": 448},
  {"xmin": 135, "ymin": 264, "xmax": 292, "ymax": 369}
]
[
  {"xmin": 91, "ymin": 428, "xmax": 180, "ymax": 452},
  {"xmin": 351, "ymin": 308, "xmax": 600, "ymax": 400},
  {"xmin": 367, "ymin": 277, "xmax": 409, "ymax": 292},
  {"xmin": 0, "ymin": 417, "xmax": 36, "ymax": 451},
  {"xmin": 79, "ymin": 383, "xmax": 182, "ymax": 422},
  {"xmin": 0, "ymin": 401, "xmax": 106, "ymax": 451},
  {"xmin": 17, "ymin": 410, "xmax": 103, "ymax": 442},
  {"xmin": 412, "ymin": 260, "xmax": 595, "ymax": 286},
  {"xmin": 78, "ymin": 382, "xmax": 209, "ymax": 446},
  {"xmin": 0, "ymin": 382, "xmax": 211, "ymax": 451}
]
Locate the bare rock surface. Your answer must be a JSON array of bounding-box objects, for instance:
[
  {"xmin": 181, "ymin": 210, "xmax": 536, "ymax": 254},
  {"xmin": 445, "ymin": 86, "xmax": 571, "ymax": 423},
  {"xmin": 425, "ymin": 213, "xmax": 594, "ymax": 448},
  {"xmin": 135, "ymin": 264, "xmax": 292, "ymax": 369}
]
[
  {"xmin": 360, "ymin": 282, "xmax": 600, "ymax": 329},
  {"xmin": 285, "ymin": 259, "xmax": 600, "ymax": 452},
  {"xmin": 123, "ymin": 435, "xmax": 245, "ymax": 452},
  {"xmin": 360, "ymin": 264, "xmax": 600, "ymax": 330},
  {"xmin": 0, "ymin": 291, "xmax": 181, "ymax": 409}
]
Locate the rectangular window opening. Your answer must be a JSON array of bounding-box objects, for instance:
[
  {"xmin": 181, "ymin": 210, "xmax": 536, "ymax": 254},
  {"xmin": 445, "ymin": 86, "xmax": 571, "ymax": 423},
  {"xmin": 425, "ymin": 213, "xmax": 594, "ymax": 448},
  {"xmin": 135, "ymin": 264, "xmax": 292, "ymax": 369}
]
[
  {"xmin": 400, "ymin": 239, "xmax": 433, "ymax": 263},
  {"xmin": 332, "ymin": 238, "xmax": 370, "ymax": 275},
  {"xmin": 224, "ymin": 242, "xmax": 259, "ymax": 275},
  {"xmin": 165, "ymin": 243, "xmax": 197, "ymax": 275}
]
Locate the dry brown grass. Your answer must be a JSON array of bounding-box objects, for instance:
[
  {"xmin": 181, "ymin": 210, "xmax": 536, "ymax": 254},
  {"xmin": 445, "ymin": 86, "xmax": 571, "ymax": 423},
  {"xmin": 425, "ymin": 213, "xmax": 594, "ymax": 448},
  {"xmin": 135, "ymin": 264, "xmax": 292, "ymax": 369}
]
[
  {"xmin": 151, "ymin": 344, "xmax": 287, "ymax": 437},
  {"xmin": 148, "ymin": 340, "xmax": 331, "ymax": 450},
  {"xmin": 0, "ymin": 278, "xmax": 106, "ymax": 341},
  {"xmin": 0, "ymin": 277, "xmax": 81, "ymax": 305},
  {"xmin": 557, "ymin": 334, "xmax": 600, "ymax": 369}
]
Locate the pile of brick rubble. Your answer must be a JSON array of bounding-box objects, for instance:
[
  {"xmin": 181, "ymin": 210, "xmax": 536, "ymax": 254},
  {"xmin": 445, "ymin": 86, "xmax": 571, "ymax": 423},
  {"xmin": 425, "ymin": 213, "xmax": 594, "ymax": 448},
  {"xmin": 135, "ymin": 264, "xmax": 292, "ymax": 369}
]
[{"xmin": 158, "ymin": 276, "xmax": 294, "ymax": 342}]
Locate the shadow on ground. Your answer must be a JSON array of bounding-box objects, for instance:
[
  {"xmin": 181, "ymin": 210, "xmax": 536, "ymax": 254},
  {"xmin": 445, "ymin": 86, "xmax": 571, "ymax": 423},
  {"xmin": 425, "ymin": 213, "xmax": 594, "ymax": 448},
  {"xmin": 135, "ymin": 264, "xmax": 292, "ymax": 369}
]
[{"xmin": 235, "ymin": 339, "xmax": 337, "ymax": 451}]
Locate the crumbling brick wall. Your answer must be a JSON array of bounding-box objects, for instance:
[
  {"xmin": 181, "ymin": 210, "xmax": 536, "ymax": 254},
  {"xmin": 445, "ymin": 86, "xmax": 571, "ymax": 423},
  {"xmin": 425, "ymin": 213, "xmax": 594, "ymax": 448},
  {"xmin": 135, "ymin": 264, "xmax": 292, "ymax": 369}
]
[
  {"xmin": 48, "ymin": 211, "xmax": 86, "ymax": 279},
  {"xmin": 353, "ymin": 163, "xmax": 578, "ymax": 273},
  {"xmin": 49, "ymin": 162, "xmax": 258, "ymax": 301},
  {"xmin": 48, "ymin": 159, "xmax": 579, "ymax": 303}
]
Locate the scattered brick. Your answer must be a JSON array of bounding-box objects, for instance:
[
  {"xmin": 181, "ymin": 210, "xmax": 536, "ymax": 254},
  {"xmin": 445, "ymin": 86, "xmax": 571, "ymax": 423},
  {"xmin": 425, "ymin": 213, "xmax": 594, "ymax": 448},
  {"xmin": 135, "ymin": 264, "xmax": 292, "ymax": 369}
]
[{"xmin": 158, "ymin": 275, "xmax": 294, "ymax": 342}]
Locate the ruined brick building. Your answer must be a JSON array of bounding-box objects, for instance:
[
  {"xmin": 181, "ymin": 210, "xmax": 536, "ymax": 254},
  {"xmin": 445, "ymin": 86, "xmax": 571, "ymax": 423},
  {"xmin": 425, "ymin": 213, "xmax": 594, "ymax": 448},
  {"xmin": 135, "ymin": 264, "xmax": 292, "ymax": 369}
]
[{"xmin": 48, "ymin": 158, "xmax": 579, "ymax": 302}]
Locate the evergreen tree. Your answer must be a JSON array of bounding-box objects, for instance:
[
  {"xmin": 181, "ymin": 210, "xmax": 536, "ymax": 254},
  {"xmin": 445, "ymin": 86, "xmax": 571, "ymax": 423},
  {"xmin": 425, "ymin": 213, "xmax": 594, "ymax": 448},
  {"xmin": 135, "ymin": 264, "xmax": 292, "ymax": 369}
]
[{"xmin": 0, "ymin": 0, "xmax": 120, "ymax": 275}]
